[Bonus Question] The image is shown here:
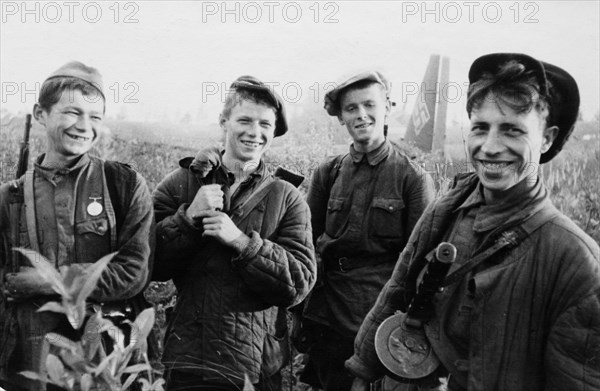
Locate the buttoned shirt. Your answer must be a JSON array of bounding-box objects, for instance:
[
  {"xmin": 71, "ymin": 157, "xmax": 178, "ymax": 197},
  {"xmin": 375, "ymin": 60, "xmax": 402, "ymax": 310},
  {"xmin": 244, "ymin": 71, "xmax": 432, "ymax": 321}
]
[
  {"xmin": 0, "ymin": 154, "xmax": 153, "ymax": 391},
  {"xmin": 33, "ymin": 154, "xmax": 90, "ymax": 266},
  {"xmin": 305, "ymin": 140, "xmax": 435, "ymax": 336}
]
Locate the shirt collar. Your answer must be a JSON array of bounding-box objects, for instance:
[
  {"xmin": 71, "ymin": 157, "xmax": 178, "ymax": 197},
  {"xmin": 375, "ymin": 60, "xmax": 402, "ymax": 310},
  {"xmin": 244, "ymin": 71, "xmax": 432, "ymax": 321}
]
[
  {"xmin": 189, "ymin": 145, "xmax": 223, "ymax": 178},
  {"xmin": 349, "ymin": 139, "xmax": 391, "ymax": 166},
  {"xmin": 226, "ymin": 159, "xmax": 267, "ymax": 183},
  {"xmin": 190, "ymin": 145, "xmax": 267, "ymax": 186},
  {"xmin": 34, "ymin": 153, "xmax": 90, "ymax": 182}
]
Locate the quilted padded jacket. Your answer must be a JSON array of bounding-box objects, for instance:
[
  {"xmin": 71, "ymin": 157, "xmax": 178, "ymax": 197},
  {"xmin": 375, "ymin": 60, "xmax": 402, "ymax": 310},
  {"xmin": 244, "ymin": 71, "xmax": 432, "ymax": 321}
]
[{"xmin": 152, "ymin": 148, "xmax": 316, "ymax": 386}]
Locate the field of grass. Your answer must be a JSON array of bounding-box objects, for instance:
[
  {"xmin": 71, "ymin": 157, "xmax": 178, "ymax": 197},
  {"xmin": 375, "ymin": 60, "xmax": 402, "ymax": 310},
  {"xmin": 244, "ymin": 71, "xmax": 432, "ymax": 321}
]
[{"xmin": 1, "ymin": 112, "xmax": 598, "ymax": 389}]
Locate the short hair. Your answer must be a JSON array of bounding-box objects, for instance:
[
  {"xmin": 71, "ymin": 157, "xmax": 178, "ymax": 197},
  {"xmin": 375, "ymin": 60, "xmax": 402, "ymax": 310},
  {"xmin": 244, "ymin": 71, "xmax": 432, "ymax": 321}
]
[
  {"xmin": 221, "ymin": 88, "xmax": 277, "ymax": 119},
  {"xmin": 467, "ymin": 60, "xmax": 551, "ymax": 125},
  {"xmin": 38, "ymin": 76, "xmax": 105, "ymax": 112},
  {"xmin": 337, "ymin": 80, "xmax": 387, "ymax": 112}
]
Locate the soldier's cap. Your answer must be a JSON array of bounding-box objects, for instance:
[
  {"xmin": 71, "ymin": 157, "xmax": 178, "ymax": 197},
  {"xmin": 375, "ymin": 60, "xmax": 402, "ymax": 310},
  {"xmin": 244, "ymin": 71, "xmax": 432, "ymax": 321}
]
[
  {"xmin": 468, "ymin": 53, "xmax": 580, "ymax": 164},
  {"xmin": 229, "ymin": 75, "xmax": 288, "ymax": 137},
  {"xmin": 324, "ymin": 71, "xmax": 391, "ymax": 117},
  {"xmin": 44, "ymin": 61, "xmax": 105, "ymax": 100}
]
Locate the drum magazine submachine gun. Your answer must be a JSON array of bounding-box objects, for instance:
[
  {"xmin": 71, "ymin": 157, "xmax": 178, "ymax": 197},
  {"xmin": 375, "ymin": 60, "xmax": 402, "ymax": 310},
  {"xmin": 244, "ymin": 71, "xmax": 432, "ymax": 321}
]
[{"xmin": 375, "ymin": 242, "xmax": 457, "ymax": 380}]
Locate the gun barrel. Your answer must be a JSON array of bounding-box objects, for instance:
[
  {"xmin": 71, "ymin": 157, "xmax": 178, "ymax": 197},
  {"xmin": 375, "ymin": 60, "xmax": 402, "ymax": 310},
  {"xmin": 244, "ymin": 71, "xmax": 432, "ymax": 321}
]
[
  {"xmin": 16, "ymin": 114, "xmax": 32, "ymax": 179},
  {"xmin": 406, "ymin": 242, "xmax": 457, "ymax": 325},
  {"xmin": 24, "ymin": 113, "xmax": 31, "ymax": 141}
]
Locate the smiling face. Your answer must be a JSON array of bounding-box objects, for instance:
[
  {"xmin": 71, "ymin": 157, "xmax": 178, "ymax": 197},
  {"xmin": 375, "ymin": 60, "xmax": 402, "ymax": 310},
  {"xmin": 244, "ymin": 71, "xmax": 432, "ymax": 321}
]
[
  {"xmin": 221, "ymin": 99, "xmax": 276, "ymax": 167},
  {"xmin": 338, "ymin": 83, "xmax": 390, "ymax": 153},
  {"xmin": 34, "ymin": 88, "xmax": 105, "ymax": 165},
  {"xmin": 468, "ymin": 92, "xmax": 557, "ymax": 202}
]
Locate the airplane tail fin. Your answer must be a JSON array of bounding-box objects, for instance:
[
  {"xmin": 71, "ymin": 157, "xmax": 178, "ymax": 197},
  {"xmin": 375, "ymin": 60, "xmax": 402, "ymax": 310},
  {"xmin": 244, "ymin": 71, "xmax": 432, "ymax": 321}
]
[{"xmin": 404, "ymin": 54, "xmax": 449, "ymax": 154}]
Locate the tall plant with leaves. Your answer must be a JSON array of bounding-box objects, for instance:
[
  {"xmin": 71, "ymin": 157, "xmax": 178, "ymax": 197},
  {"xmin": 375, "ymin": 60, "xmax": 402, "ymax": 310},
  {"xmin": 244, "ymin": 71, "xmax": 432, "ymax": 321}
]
[{"xmin": 14, "ymin": 248, "xmax": 164, "ymax": 391}]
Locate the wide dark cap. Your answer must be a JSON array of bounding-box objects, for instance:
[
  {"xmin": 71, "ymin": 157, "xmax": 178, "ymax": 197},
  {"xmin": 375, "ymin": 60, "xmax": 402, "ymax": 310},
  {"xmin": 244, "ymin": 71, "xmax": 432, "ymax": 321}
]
[
  {"xmin": 230, "ymin": 75, "xmax": 288, "ymax": 137},
  {"xmin": 469, "ymin": 53, "xmax": 580, "ymax": 163}
]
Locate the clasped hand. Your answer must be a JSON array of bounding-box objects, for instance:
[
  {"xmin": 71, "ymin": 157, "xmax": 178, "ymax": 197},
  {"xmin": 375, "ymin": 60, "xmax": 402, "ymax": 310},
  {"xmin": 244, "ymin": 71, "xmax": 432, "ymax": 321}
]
[
  {"xmin": 186, "ymin": 184, "xmax": 225, "ymax": 217},
  {"xmin": 186, "ymin": 184, "xmax": 246, "ymax": 248}
]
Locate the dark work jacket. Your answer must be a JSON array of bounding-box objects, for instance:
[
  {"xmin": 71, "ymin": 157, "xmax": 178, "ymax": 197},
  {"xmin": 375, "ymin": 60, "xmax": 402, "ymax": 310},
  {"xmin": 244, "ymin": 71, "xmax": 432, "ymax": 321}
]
[
  {"xmin": 304, "ymin": 140, "xmax": 435, "ymax": 336},
  {"xmin": 346, "ymin": 173, "xmax": 600, "ymax": 391},
  {"xmin": 152, "ymin": 148, "xmax": 316, "ymax": 386}
]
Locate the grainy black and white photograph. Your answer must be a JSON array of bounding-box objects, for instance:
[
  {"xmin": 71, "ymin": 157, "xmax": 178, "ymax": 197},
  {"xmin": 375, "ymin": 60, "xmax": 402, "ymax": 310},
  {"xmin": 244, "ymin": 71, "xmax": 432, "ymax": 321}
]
[{"xmin": 1, "ymin": 1, "xmax": 599, "ymax": 391}]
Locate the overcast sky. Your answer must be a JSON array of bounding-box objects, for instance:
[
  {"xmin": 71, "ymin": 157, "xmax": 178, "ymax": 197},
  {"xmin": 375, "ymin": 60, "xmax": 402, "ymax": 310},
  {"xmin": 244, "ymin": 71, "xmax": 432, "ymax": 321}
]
[{"xmin": 1, "ymin": 0, "xmax": 599, "ymax": 125}]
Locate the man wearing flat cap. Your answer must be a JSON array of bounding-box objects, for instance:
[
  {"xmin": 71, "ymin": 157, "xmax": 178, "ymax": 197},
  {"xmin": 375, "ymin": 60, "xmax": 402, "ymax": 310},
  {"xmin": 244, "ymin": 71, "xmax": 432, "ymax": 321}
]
[
  {"xmin": 347, "ymin": 54, "xmax": 600, "ymax": 391},
  {"xmin": 0, "ymin": 62, "xmax": 154, "ymax": 391},
  {"xmin": 152, "ymin": 76, "xmax": 316, "ymax": 390},
  {"xmin": 299, "ymin": 71, "xmax": 435, "ymax": 390}
]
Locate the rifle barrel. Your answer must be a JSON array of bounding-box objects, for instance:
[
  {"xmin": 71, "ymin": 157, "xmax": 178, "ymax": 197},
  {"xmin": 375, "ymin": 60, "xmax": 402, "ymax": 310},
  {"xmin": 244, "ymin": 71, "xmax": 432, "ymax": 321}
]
[{"xmin": 16, "ymin": 114, "xmax": 32, "ymax": 179}]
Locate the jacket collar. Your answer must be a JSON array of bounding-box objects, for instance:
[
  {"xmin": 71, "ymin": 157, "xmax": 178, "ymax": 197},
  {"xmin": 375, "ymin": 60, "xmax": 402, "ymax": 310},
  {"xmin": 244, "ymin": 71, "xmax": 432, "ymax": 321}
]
[
  {"xmin": 456, "ymin": 176, "xmax": 548, "ymax": 233},
  {"xmin": 349, "ymin": 139, "xmax": 391, "ymax": 166},
  {"xmin": 186, "ymin": 145, "xmax": 267, "ymax": 183}
]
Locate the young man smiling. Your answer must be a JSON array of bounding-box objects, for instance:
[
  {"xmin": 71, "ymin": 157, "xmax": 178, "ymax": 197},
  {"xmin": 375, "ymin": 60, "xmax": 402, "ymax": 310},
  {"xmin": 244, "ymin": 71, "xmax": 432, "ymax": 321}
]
[
  {"xmin": 346, "ymin": 54, "xmax": 600, "ymax": 391},
  {"xmin": 152, "ymin": 76, "xmax": 316, "ymax": 390},
  {"xmin": 0, "ymin": 62, "xmax": 154, "ymax": 391},
  {"xmin": 468, "ymin": 77, "xmax": 557, "ymax": 203},
  {"xmin": 300, "ymin": 71, "xmax": 435, "ymax": 391}
]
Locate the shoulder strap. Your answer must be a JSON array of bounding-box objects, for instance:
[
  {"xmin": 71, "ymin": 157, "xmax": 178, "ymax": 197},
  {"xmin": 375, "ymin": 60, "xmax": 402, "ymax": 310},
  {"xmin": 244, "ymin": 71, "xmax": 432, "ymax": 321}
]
[
  {"xmin": 232, "ymin": 177, "xmax": 277, "ymax": 220},
  {"xmin": 98, "ymin": 160, "xmax": 118, "ymax": 252},
  {"xmin": 104, "ymin": 161, "xmax": 137, "ymax": 230},
  {"xmin": 325, "ymin": 153, "xmax": 346, "ymax": 198},
  {"xmin": 23, "ymin": 169, "xmax": 40, "ymax": 253},
  {"xmin": 7, "ymin": 179, "xmax": 24, "ymax": 272},
  {"xmin": 442, "ymin": 204, "xmax": 560, "ymax": 287},
  {"xmin": 102, "ymin": 160, "xmax": 154, "ymax": 309}
]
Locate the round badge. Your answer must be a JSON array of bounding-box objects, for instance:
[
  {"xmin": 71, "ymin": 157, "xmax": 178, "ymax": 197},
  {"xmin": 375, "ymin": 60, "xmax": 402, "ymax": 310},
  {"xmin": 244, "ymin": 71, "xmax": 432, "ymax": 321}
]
[{"xmin": 87, "ymin": 198, "xmax": 103, "ymax": 216}]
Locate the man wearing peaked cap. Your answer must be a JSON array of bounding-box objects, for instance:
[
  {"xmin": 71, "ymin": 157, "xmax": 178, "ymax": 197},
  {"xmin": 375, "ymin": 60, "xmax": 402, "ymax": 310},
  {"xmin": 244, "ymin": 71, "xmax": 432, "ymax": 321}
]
[
  {"xmin": 0, "ymin": 62, "xmax": 154, "ymax": 391},
  {"xmin": 152, "ymin": 75, "xmax": 316, "ymax": 390},
  {"xmin": 347, "ymin": 54, "xmax": 599, "ymax": 391},
  {"xmin": 323, "ymin": 71, "xmax": 392, "ymax": 117},
  {"xmin": 298, "ymin": 70, "xmax": 435, "ymax": 390}
]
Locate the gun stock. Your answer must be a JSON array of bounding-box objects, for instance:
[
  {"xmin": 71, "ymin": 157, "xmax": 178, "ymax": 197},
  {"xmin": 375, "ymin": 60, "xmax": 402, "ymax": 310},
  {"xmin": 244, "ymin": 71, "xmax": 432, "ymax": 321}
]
[
  {"xmin": 16, "ymin": 114, "xmax": 32, "ymax": 179},
  {"xmin": 274, "ymin": 166, "xmax": 304, "ymax": 188}
]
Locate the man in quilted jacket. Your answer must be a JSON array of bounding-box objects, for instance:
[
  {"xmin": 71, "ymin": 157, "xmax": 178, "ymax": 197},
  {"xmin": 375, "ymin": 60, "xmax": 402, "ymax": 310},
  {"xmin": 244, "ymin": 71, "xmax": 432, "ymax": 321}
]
[
  {"xmin": 347, "ymin": 54, "xmax": 600, "ymax": 391},
  {"xmin": 152, "ymin": 76, "xmax": 317, "ymax": 390}
]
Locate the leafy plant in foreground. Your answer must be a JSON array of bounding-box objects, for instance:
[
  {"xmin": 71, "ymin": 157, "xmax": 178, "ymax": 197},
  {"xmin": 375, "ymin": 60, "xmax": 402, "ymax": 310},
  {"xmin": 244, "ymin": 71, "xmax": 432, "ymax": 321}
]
[{"xmin": 13, "ymin": 248, "xmax": 164, "ymax": 391}]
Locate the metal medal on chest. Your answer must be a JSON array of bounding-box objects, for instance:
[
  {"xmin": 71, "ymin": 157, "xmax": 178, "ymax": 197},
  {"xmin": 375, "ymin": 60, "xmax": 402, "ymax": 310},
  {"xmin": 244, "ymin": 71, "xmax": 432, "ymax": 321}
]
[{"xmin": 87, "ymin": 197, "xmax": 103, "ymax": 216}]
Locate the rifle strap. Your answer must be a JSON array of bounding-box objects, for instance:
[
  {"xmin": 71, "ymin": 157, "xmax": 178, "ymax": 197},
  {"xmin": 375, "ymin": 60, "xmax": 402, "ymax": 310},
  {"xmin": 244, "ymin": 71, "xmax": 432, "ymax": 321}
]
[
  {"xmin": 23, "ymin": 170, "xmax": 40, "ymax": 253},
  {"xmin": 230, "ymin": 176, "xmax": 277, "ymax": 222},
  {"xmin": 98, "ymin": 160, "xmax": 118, "ymax": 251},
  {"xmin": 442, "ymin": 204, "xmax": 559, "ymax": 287},
  {"xmin": 7, "ymin": 181, "xmax": 23, "ymax": 272},
  {"xmin": 326, "ymin": 153, "xmax": 346, "ymax": 199}
]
